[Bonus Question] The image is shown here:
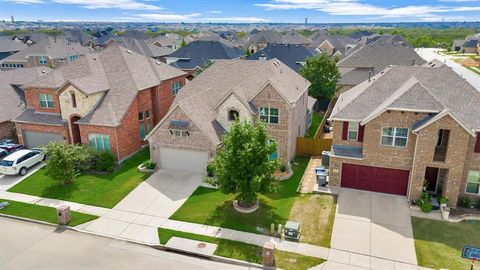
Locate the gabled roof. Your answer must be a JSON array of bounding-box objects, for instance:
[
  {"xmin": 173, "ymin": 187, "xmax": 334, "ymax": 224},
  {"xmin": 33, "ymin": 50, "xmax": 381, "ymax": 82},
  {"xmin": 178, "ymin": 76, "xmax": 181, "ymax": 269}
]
[
  {"xmin": 463, "ymin": 39, "xmax": 479, "ymax": 48},
  {"xmin": 63, "ymin": 29, "xmax": 97, "ymax": 45},
  {"xmin": 246, "ymin": 43, "xmax": 313, "ymax": 73},
  {"xmin": 147, "ymin": 59, "xmax": 310, "ymax": 143},
  {"xmin": 337, "ymin": 38, "xmax": 425, "ymax": 86},
  {"xmin": 281, "ymin": 31, "xmax": 312, "ymax": 45},
  {"xmin": 115, "ymin": 37, "xmax": 173, "ymax": 58},
  {"xmin": 0, "ymin": 67, "xmax": 51, "ymax": 123},
  {"xmin": 167, "ymin": 40, "xmax": 244, "ymax": 70},
  {"xmin": 248, "ymin": 30, "xmax": 284, "ymax": 45},
  {"xmin": 0, "ymin": 37, "xmax": 27, "ymax": 53},
  {"xmin": 309, "ymin": 34, "xmax": 355, "ymax": 51},
  {"xmin": 330, "ymin": 65, "xmax": 480, "ymax": 133},
  {"xmin": 0, "ymin": 36, "xmax": 91, "ymax": 63},
  {"xmin": 22, "ymin": 45, "xmax": 186, "ymax": 126}
]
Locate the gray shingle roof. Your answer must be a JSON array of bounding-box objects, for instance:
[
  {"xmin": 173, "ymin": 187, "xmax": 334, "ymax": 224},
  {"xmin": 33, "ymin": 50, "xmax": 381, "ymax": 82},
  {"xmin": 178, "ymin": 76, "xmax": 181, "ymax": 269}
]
[
  {"xmin": 247, "ymin": 43, "xmax": 314, "ymax": 73},
  {"xmin": 158, "ymin": 59, "xmax": 310, "ymax": 144},
  {"xmin": 0, "ymin": 36, "xmax": 91, "ymax": 63},
  {"xmin": 23, "ymin": 45, "xmax": 185, "ymax": 126},
  {"xmin": 337, "ymin": 40, "xmax": 425, "ymax": 86},
  {"xmin": 14, "ymin": 108, "xmax": 65, "ymax": 126},
  {"xmin": 115, "ymin": 37, "xmax": 173, "ymax": 58},
  {"xmin": 0, "ymin": 67, "xmax": 51, "ymax": 123},
  {"xmin": 168, "ymin": 41, "xmax": 244, "ymax": 70},
  {"xmin": 0, "ymin": 37, "xmax": 27, "ymax": 53},
  {"xmin": 331, "ymin": 65, "xmax": 480, "ymax": 131}
]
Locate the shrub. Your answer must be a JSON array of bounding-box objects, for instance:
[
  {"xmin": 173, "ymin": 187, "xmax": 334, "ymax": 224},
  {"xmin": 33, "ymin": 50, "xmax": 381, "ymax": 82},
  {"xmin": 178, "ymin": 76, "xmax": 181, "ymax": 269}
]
[
  {"xmin": 280, "ymin": 163, "xmax": 287, "ymax": 173},
  {"xmin": 421, "ymin": 202, "xmax": 433, "ymax": 213},
  {"xmin": 95, "ymin": 151, "xmax": 116, "ymax": 172},
  {"xmin": 142, "ymin": 160, "xmax": 156, "ymax": 170},
  {"xmin": 439, "ymin": 196, "xmax": 448, "ymax": 205},
  {"xmin": 206, "ymin": 163, "xmax": 215, "ymax": 177},
  {"xmin": 44, "ymin": 142, "xmax": 96, "ymax": 185},
  {"xmin": 458, "ymin": 196, "xmax": 472, "ymax": 208}
]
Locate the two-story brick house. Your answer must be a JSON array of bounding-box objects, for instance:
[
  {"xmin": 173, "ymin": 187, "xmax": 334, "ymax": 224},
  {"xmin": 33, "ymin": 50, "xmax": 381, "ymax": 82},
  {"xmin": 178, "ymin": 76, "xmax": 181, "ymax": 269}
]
[
  {"xmin": 328, "ymin": 62, "xmax": 480, "ymax": 207},
  {"xmin": 146, "ymin": 59, "xmax": 312, "ymax": 174},
  {"xmin": 13, "ymin": 45, "xmax": 187, "ymax": 161}
]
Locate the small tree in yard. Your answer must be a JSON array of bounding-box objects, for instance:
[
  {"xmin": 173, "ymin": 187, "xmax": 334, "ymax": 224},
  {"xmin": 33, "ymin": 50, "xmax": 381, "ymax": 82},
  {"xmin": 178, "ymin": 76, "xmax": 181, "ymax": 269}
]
[
  {"xmin": 207, "ymin": 120, "xmax": 279, "ymax": 208},
  {"xmin": 43, "ymin": 142, "xmax": 96, "ymax": 185},
  {"xmin": 300, "ymin": 54, "xmax": 340, "ymax": 100}
]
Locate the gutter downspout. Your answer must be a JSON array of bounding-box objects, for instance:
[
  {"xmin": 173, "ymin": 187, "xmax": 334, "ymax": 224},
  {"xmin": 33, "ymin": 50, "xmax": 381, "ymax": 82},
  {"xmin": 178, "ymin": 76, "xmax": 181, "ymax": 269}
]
[
  {"xmin": 114, "ymin": 127, "xmax": 120, "ymax": 162},
  {"xmin": 408, "ymin": 130, "xmax": 420, "ymax": 203}
]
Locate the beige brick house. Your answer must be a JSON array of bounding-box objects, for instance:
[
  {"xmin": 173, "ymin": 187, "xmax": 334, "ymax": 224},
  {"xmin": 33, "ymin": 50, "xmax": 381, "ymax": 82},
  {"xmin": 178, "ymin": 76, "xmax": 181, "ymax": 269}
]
[
  {"xmin": 146, "ymin": 59, "xmax": 313, "ymax": 174},
  {"xmin": 328, "ymin": 62, "xmax": 480, "ymax": 207}
]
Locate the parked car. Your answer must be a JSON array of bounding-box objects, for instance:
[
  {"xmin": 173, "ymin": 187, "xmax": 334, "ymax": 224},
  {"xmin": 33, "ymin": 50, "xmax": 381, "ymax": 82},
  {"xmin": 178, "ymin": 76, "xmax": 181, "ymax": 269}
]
[
  {"xmin": 0, "ymin": 143, "xmax": 24, "ymax": 154},
  {"xmin": 0, "ymin": 149, "xmax": 8, "ymax": 160},
  {"xmin": 0, "ymin": 149, "xmax": 45, "ymax": 176},
  {"xmin": 0, "ymin": 138, "xmax": 13, "ymax": 145}
]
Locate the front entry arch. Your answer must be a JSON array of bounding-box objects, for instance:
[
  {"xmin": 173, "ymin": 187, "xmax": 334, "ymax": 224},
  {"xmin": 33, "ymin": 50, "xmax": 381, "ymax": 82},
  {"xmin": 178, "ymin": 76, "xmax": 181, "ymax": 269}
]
[{"xmin": 70, "ymin": 115, "xmax": 82, "ymax": 144}]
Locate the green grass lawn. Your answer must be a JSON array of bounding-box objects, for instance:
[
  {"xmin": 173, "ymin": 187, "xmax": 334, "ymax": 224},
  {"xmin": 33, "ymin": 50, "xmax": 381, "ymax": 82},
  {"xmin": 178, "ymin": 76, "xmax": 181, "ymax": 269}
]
[
  {"xmin": 158, "ymin": 228, "xmax": 323, "ymax": 270},
  {"xmin": 412, "ymin": 217, "xmax": 480, "ymax": 270},
  {"xmin": 0, "ymin": 199, "xmax": 98, "ymax": 226},
  {"xmin": 306, "ymin": 113, "xmax": 323, "ymax": 138},
  {"xmin": 8, "ymin": 148, "xmax": 150, "ymax": 208},
  {"xmin": 170, "ymin": 156, "xmax": 311, "ymax": 236}
]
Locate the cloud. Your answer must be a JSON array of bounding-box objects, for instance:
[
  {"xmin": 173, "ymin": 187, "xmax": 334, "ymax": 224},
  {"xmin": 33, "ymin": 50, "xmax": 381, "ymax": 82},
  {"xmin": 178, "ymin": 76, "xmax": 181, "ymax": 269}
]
[
  {"xmin": 208, "ymin": 10, "xmax": 222, "ymax": 14},
  {"xmin": 5, "ymin": 0, "xmax": 162, "ymax": 10},
  {"xmin": 255, "ymin": 0, "xmax": 480, "ymax": 19},
  {"xmin": 134, "ymin": 13, "xmax": 202, "ymax": 21}
]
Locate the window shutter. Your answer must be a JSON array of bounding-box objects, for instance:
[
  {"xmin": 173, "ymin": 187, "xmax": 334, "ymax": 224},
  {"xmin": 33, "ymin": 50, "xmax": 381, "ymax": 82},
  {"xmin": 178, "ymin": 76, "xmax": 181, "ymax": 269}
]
[
  {"xmin": 475, "ymin": 133, "xmax": 480, "ymax": 153},
  {"xmin": 358, "ymin": 124, "xmax": 365, "ymax": 142},
  {"xmin": 342, "ymin": 122, "xmax": 349, "ymax": 140}
]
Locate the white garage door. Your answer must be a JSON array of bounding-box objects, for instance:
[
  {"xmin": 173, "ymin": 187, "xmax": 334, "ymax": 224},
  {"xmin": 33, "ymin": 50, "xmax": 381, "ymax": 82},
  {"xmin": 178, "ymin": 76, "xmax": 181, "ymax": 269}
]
[
  {"xmin": 158, "ymin": 147, "xmax": 208, "ymax": 175},
  {"xmin": 23, "ymin": 131, "xmax": 64, "ymax": 148}
]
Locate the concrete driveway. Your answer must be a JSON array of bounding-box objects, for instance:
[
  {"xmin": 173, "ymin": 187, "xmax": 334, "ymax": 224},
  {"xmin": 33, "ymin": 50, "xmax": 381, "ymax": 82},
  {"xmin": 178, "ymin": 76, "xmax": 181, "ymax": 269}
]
[
  {"xmin": 331, "ymin": 188, "xmax": 417, "ymax": 265},
  {"xmin": 0, "ymin": 163, "xmax": 44, "ymax": 191},
  {"xmin": 77, "ymin": 170, "xmax": 204, "ymax": 244}
]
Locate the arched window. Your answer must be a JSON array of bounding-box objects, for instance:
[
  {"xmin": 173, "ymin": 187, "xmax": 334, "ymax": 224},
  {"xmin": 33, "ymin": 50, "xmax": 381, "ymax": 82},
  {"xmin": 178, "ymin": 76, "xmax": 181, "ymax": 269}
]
[{"xmin": 228, "ymin": 110, "xmax": 239, "ymax": 121}]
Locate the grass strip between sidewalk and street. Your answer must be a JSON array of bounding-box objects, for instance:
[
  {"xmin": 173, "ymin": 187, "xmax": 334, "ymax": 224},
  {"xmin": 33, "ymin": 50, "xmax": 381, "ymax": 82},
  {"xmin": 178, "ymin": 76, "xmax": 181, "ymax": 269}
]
[
  {"xmin": 158, "ymin": 228, "xmax": 324, "ymax": 270},
  {"xmin": 0, "ymin": 199, "xmax": 98, "ymax": 226}
]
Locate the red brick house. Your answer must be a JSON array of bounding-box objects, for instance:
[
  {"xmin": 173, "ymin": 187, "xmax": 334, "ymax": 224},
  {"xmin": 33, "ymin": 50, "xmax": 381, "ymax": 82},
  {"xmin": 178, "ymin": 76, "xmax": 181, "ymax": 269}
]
[{"xmin": 13, "ymin": 45, "xmax": 187, "ymax": 161}]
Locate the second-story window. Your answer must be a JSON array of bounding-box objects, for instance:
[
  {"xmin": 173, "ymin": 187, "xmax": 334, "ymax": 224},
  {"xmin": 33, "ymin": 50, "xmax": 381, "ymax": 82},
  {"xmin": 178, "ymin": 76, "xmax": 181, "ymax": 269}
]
[
  {"xmin": 71, "ymin": 93, "xmax": 77, "ymax": 108},
  {"xmin": 381, "ymin": 127, "xmax": 408, "ymax": 147},
  {"xmin": 68, "ymin": 55, "xmax": 78, "ymax": 62},
  {"xmin": 172, "ymin": 81, "xmax": 182, "ymax": 96},
  {"xmin": 139, "ymin": 110, "xmax": 152, "ymax": 139},
  {"xmin": 260, "ymin": 107, "xmax": 279, "ymax": 124},
  {"xmin": 39, "ymin": 93, "xmax": 54, "ymax": 108},
  {"xmin": 39, "ymin": 56, "xmax": 48, "ymax": 65},
  {"xmin": 347, "ymin": 122, "xmax": 359, "ymax": 141},
  {"xmin": 228, "ymin": 110, "xmax": 239, "ymax": 121}
]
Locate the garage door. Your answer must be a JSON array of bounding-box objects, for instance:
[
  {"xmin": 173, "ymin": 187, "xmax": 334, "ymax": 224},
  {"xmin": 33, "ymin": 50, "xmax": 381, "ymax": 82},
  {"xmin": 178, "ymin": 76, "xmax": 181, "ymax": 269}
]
[
  {"xmin": 341, "ymin": 163, "xmax": 410, "ymax": 196},
  {"xmin": 23, "ymin": 131, "xmax": 64, "ymax": 148},
  {"xmin": 158, "ymin": 147, "xmax": 208, "ymax": 175}
]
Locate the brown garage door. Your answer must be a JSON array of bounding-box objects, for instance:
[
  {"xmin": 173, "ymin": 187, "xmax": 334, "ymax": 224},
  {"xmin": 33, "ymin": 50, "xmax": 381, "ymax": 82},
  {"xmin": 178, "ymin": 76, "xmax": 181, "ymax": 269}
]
[{"xmin": 341, "ymin": 163, "xmax": 410, "ymax": 196}]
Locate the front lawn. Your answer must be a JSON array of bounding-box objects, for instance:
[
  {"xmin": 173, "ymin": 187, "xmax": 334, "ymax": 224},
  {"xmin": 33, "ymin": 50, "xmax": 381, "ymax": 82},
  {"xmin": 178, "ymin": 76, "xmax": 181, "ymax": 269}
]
[
  {"xmin": 8, "ymin": 148, "xmax": 150, "ymax": 208},
  {"xmin": 306, "ymin": 113, "xmax": 323, "ymax": 138},
  {"xmin": 158, "ymin": 228, "xmax": 323, "ymax": 270},
  {"xmin": 0, "ymin": 199, "xmax": 98, "ymax": 226},
  {"xmin": 412, "ymin": 217, "xmax": 480, "ymax": 270},
  {"xmin": 170, "ymin": 156, "xmax": 311, "ymax": 236},
  {"xmin": 288, "ymin": 194, "xmax": 337, "ymax": 247}
]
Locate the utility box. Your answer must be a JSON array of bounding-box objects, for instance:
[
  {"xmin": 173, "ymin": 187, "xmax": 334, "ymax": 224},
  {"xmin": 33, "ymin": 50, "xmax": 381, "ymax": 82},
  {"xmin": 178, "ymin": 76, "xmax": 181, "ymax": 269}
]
[
  {"xmin": 284, "ymin": 221, "xmax": 300, "ymax": 241},
  {"xmin": 262, "ymin": 241, "xmax": 276, "ymax": 267},
  {"xmin": 56, "ymin": 205, "xmax": 71, "ymax": 225}
]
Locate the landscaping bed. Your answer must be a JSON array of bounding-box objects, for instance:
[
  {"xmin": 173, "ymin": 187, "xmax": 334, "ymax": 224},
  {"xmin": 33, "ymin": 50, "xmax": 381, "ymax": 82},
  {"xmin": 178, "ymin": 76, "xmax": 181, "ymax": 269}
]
[
  {"xmin": 170, "ymin": 156, "xmax": 310, "ymax": 234},
  {"xmin": 8, "ymin": 148, "xmax": 151, "ymax": 208},
  {"xmin": 0, "ymin": 199, "xmax": 98, "ymax": 226},
  {"xmin": 288, "ymin": 194, "xmax": 337, "ymax": 247},
  {"xmin": 412, "ymin": 217, "xmax": 480, "ymax": 270},
  {"xmin": 158, "ymin": 228, "xmax": 323, "ymax": 270}
]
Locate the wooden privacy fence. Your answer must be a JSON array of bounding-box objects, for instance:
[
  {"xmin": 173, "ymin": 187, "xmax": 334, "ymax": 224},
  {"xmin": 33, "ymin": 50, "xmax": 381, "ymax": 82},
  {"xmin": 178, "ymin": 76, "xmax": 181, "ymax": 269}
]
[{"xmin": 296, "ymin": 137, "xmax": 332, "ymax": 156}]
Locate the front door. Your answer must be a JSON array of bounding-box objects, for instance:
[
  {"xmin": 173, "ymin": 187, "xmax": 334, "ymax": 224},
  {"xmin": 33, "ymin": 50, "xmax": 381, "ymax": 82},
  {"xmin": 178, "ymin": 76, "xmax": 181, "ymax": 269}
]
[{"xmin": 425, "ymin": 167, "xmax": 439, "ymax": 193}]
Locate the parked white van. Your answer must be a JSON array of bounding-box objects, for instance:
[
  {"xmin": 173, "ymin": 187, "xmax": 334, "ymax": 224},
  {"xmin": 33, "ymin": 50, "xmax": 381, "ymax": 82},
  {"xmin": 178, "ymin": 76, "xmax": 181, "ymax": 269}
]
[{"xmin": 0, "ymin": 149, "xmax": 45, "ymax": 176}]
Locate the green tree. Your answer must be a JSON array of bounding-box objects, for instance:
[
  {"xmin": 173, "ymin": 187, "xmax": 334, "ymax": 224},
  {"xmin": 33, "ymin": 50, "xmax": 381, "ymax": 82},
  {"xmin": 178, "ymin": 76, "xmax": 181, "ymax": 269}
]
[
  {"xmin": 207, "ymin": 120, "xmax": 279, "ymax": 207},
  {"xmin": 43, "ymin": 142, "xmax": 96, "ymax": 185},
  {"xmin": 245, "ymin": 49, "xmax": 252, "ymax": 57},
  {"xmin": 180, "ymin": 38, "xmax": 187, "ymax": 48},
  {"xmin": 300, "ymin": 54, "xmax": 340, "ymax": 100}
]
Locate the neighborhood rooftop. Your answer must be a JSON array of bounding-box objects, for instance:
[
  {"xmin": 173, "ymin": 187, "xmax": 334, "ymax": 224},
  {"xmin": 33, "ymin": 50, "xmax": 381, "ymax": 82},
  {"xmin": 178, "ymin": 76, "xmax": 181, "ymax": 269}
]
[{"xmin": 331, "ymin": 64, "xmax": 480, "ymax": 132}]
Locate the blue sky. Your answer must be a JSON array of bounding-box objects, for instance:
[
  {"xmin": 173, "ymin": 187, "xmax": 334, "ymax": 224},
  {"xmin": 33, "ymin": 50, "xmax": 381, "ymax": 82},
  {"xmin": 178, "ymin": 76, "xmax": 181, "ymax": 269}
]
[{"xmin": 2, "ymin": 0, "xmax": 480, "ymax": 23}]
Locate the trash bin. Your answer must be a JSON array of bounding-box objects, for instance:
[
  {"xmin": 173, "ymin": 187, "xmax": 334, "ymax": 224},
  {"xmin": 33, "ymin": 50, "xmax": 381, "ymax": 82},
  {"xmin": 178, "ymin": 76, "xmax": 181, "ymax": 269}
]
[
  {"xmin": 316, "ymin": 171, "xmax": 328, "ymax": 186},
  {"xmin": 57, "ymin": 205, "xmax": 71, "ymax": 225}
]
